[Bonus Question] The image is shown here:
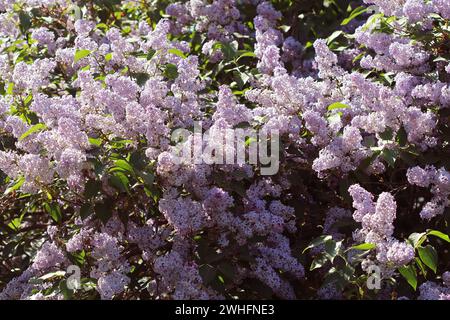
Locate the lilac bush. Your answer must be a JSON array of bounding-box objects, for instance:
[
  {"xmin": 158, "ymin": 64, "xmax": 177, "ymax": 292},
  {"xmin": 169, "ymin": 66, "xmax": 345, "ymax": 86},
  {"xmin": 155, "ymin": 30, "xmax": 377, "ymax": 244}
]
[{"xmin": 0, "ymin": 0, "xmax": 449, "ymax": 300}]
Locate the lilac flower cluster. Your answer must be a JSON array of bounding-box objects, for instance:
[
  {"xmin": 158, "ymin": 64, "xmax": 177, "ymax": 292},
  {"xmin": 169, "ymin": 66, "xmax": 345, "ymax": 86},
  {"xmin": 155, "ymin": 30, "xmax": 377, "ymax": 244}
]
[
  {"xmin": 407, "ymin": 166, "xmax": 450, "ymax": 219},
  {"xmin": 419, "ymin": 275, "xmax": 450, "ymax": 300},
  {"xmin": 349, "ymin": 184, "xmax": 415, "ymax": 269},
  {"xmin": 0, "ymin": 0, "xmax": 449, "ymax": 301},
  {"xmin": 167, "ymin": 0, "xmax": 246, "ymax": 42}
]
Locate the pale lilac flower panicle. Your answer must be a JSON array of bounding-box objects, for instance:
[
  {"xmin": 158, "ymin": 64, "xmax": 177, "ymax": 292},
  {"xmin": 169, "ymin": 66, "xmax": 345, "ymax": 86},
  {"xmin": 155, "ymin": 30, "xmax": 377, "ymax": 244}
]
[
  {"xmin": 442, "ymin": 271, "xmax": 450, "ymax": 287},
  {"xmin": 31, "ymin": 27, "xmax": 55, "ymax": 48},
  {"xmin": 433, "ymin": 0, "xmax": 450, "ymax": 19},
  {"xmin": 31, "ymin": 242, "xmax": 66, "ymax": 272},
  {"xmin": 407, "ymin": 166, "xmax": 435, "ymax": 187},
  {"xmin": 19, "ymin": 154, "xmax": 54, "ymax": 193},
  {"xmin": 74, "ymin": 19, "xmax": 95, "ymax": 35},
  {"xmin": 403, "ymin": 0, "xmax": 433, "ymax": 23},
  {"xmin": 386, "ymin": 240, "xmax": 415, "ymax": 265},
  {"xmin": 313, "ymin": 39, "xmax": 339, "ymax": 77},
  {"xmin": 348, "ymin": 184, "xmax": 375, "ymax": 222},
  {"xmin": 406, "ymin": 166, "xmax": 450, "ymax": 219},
  {"xmin": 419, "ymin": 281, "xmax": 450, "ymax": 300}
]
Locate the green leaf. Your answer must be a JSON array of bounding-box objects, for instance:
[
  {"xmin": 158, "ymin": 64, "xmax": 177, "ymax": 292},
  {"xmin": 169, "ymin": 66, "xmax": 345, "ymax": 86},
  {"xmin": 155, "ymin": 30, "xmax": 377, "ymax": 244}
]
[
  {"xmin": 310, "ymin": 253, "xmax": 329, "ymax": 271},
  {"xmin": 381, "ymin": 72, "xmax": 394, "ymax": 85},
  {"xmin": 147, "ymin": 49, "xmax": 156, "ymax": 60},
  {"xmin": 74, "ymin": 49, "xmax": 91, "ymax": 63},
  {"xmin": 232, "ymin": 70, "xmax": 250, "ymax": 89},
  {"xmin": 217, "ymin": 262, "xmax": 237, "ymax": 280},
  {"xmin": 398, "ymin": 265, "xmax": 417, "ymax": 290},
  {"xmin": 162, "ymin": 63, "xmax": 178, "ymax": 80},
  {"xmin": 129, "ymin": 152, "xmax": 147, "ymax": 170},
  {"xmin": 381, "ymin": 148, "xmax": 396, "ymax": 168},
  {"xmin": 44, "ymin": 202, "xmax": 62, "ymax": 223},
  {"xmin": 324, "ymin": 240, "xmax": 342, "ymax": 263},
  {"xmin": 236, "ymin": 51, "xmax": 257, "ymax": 62},
  {"xmin": 245, "ymin": 136, "xmax": 257, "ymax": 146},
  {"xmin": 362, "ymin": 12, "xmax": 384, "ymax": 31},
  {"xmin": 73, "ymin": 5, "xmax": 82, "ymax": 20},
  {"xmin": 279, "ymin": 24, "xmax": 291, "ymax": 32},
  {"xmin": 69, "ymin": 250, "xmax": 86, "ymax": 266},
  {"xmin": 396, "ymin": 126, "xmax": 408, "ymax": 147},
  {"xmin": 4, "ymin": 176, "xmax": 25, "ymax": 195},
  {"xmin": 379, "ymin": 128, "xmax": 393, "ymax": 141},
  {"xmin": 352, "ymin": 52, "xmax": 365, "ymax": 63},
  {"xmin": 427, "ymin": 230, "xmax": 450, "ymax": 243},
  {"xmin": 18, "ymin": 11, "xmax": 32, "ymax": 33},
  {"xmin": 322, "ymin": 269, "xmax": 348, "ymax": 290},
  {"xmin": 327, "ymin": 30, "xmax": 343, "ymax": 45},
  {"xmin": 94, "ymin": 202, "xmax": 113, "ymax": 223},
  {"xmin": 168, "ymin": 48, "xmax": 187, "ymax": 59},
  {"xmin": 433, "ymin": 57, "xmax": 448, "ymax": 63},
  {"xmin": 6, "ymin": 82, "xmax": 14, "ymax": 95},
  {"xmin": 79, "ymin": 203, "xmax": 93, "ymax": 220},
  {"xmin": 24, "ymin": 94, "xmax": 33, "ymax": 106},
  {"xmin": 109, "ymin": 172, "xmax": 130, "ymax": 193},
  {"xmin": 217, "ymin": 42, "xmax": 236, "ymax": 61},
  {"xmin": 328, "ymin": 102, "xmax": 350, "ymax": 111},
  {"xmin": 84, "ymin": 179, "xmax": 101, "ymax": 199},
  {"xmin": 40, "ymin": 271, "xmax": 66, "ymax": 281},
  {"xmin": 96, "ymin": 23, "xmax": 109, "ymax": 31},
  {"xmin": 350, "ymin": 243, "xmax": 376, "ymax": 251},
  {"xmin": 88, "ymin": 137, "xmax": 102, "ymax": 146},
  {"xmin": 341, "ymin": 6, "xmax": 367, "ymax": 26},
  {"xmin": 138, "ymin": 170, "xmax": 154, "ymax": 186},
  {"xmin": 408, "ymin": 232, "xmax": 427, "ymax": 248},
  {"xmin": 415, "ymin": 257, "xmax": 427, "ymax": 276},
  {"xmin": 418, "ymin": 245, "xmax": 438, "ymax": 273},
  {"xmin": 19, "ymin": 123, "xmax": 47, "ymax": 141},
  {"xmin": 199, "ymin": 264, "xmax": 217, "ymax": 284},
  {"xmin": 303, "ymin": 235, "xmax": 333, "ymax": 253},
  {"xmin": 132, "ymin": 72, "xmax": 150, "ymax": 86},
  {"xmin": 105, "ymin": 52, "xmax": 113, "ymax": 61},
  {"xmin": 8, "ymin": 217, "xmax": 22, "ymax": 231},
  {"xmin": 113, "ymin": 160, "xmax": 134, "ymax": 174},
  {"xmin": 59, "ymin": 280, "xmax": 74, "ymax": 300}
]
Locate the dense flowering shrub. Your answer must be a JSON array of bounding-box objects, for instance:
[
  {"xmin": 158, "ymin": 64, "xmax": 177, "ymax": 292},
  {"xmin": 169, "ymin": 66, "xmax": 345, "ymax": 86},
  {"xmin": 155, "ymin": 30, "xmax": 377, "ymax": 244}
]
[{"xmin": 0, "ymin": 0, "xmax": 449, "ymax": 300}]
